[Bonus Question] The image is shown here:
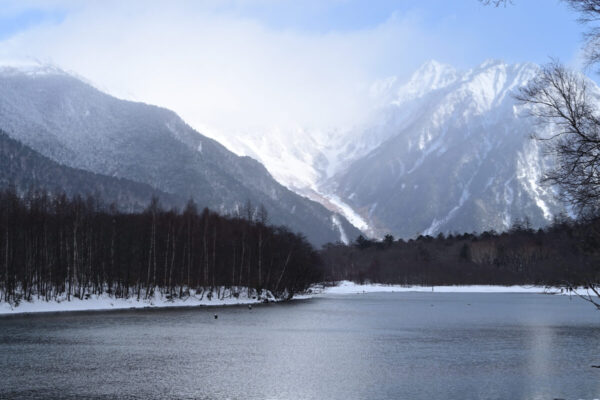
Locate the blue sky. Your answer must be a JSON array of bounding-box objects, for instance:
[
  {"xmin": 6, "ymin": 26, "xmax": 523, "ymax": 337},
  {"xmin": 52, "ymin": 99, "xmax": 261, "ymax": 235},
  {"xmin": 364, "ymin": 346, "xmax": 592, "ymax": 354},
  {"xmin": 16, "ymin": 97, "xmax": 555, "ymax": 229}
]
[
  {"xmin": 227, "ymin": 0, "xmax": 586, "ymax": 76},
  {"xmin": 0, "ymin": 0, "xmax": 584, "ymax": 68},
  {"xmin": 0, "ymin": 11, "xmax": 56, "ymax": 40},
  {"xmin": 0, "ymin": 0, "xmax": 591, "ymax": 133}
]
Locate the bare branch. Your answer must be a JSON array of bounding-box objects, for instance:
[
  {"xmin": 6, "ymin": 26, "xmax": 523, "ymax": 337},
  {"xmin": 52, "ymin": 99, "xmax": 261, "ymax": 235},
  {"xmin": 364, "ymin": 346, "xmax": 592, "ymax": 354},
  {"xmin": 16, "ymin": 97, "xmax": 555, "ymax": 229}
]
[
  {"xmin": 516, "ymin": 61, "xmax": 600, "ymax": 216},
  {"xmin": 565, "ymin": 0, "xmax": 600, "ymax": 23},
  {"xmin": 479, "ymin": 0, "xmax": 513, "ymax": 6}
]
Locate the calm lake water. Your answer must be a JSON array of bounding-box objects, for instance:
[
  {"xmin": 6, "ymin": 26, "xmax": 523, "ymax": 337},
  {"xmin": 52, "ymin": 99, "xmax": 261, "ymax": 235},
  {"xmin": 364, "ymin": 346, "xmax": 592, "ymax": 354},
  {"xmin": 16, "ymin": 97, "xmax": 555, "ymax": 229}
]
[{"xmin": 1, "ymin": 292, "xmax": 599, "ymax": 400}]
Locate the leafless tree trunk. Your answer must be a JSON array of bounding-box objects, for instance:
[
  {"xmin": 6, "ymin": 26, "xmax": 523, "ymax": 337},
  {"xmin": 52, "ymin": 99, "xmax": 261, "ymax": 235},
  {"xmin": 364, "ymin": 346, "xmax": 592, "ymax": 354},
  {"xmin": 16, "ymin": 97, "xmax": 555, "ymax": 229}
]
[{"xmin": 517, "ymin": 61, "xmax": 600, "ymax": 308}]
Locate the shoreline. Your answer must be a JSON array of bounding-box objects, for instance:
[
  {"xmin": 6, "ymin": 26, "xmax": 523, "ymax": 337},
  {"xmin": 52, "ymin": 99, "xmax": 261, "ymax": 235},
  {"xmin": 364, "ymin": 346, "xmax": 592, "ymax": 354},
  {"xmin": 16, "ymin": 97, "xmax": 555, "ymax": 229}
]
[
  {"xmin": 309, "ymin": 281, "xmax": 573, "ymax": 296},
  {"xmin": 0, "ymin": 287, "xmax": 277, "ymax": 316},
  {"xmin": 1, "ymin": 282, "xmax": 578, "ymax": 316}
]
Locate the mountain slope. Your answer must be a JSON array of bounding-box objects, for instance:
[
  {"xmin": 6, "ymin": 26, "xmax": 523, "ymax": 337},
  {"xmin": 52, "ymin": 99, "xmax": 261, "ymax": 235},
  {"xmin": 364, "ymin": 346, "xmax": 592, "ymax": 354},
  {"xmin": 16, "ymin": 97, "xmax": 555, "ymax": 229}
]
[
  {"xmin": 202, "ymin": 60, "xmax": 571, "ymax": 238},
  {"xmin": 327, "ymin": 60, "xmax": 563, "ymax": 237},
  {"xmin": 0, "ymin": 130, "xmax": 181, "ymax": 210},
  {"xmin": 0, "ymin": 65, "xmax": 359, "ymax": 246}
]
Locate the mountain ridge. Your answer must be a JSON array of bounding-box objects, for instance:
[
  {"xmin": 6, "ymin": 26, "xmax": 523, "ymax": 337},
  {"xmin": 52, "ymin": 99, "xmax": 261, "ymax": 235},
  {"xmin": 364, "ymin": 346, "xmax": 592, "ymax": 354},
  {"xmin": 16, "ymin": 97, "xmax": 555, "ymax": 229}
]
[
  {"xmin": 0, "ymin": 65, "xmax": 359, "ymax": 246},
  {"xmin": 197, "ymin": 59, "xmax": 569, "ymax": 238},
  {"xmin": 326, "ymin": 59, "xmax": 561, "ymax": 237}
]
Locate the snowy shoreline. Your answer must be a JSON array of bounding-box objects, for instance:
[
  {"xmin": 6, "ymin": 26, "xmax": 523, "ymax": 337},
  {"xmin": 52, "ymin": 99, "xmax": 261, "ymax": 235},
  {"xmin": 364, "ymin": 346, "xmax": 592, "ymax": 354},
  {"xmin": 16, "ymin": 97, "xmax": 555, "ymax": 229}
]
[
  {"xmin": 0, "ymin": 287, "xmax": 277, "ymax": 316},
  {"xmin": 0, "ymin": 281, "xmax": 577, "ymax": 316},
  {"xmin": 309, "ymin": 281, "xmax": 572, "ymax": 295}
]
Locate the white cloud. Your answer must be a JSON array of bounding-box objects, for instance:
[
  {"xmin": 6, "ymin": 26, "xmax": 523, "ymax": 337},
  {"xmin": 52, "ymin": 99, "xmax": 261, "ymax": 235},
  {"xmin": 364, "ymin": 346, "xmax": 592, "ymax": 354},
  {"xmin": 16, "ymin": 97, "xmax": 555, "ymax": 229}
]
[{"xmin": 0, "ymin": 1, "xmax": 457, "ymax": 138}]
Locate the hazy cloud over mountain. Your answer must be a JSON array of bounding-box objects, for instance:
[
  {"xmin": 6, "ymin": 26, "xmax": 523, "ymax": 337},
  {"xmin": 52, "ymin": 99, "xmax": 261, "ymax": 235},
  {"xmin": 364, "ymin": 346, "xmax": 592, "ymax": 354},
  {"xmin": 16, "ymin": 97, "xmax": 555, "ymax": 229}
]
[{"xmin": 0, "ymin": 0, "xmax": 583, "ymax": 138}]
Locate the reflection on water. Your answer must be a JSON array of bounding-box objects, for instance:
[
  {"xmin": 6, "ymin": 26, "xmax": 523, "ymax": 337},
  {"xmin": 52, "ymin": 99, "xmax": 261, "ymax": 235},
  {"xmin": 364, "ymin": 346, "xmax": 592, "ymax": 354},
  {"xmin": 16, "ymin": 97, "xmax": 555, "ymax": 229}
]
[
  {"xmin": 0, "ymin": 292, "xmax": 599, "ymax": 400},
  {"xmin": 526, "ymin": 323, "xmax": 553, "ymax": 398}
]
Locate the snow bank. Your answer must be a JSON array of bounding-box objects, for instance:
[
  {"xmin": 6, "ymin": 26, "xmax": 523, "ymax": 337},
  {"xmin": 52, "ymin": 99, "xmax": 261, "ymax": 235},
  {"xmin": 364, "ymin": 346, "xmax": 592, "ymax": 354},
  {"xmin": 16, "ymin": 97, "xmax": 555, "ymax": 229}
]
[
  {"xmin": 314, "ymin": 281, "xmax": 563, "ymax": 295},
  {"xmin": 2, "ymin": 282, "xmax": 581, "ymax": 316},
  {"xmin": 0, "ymin": 287, "xmax": 276, "ymax": 315}
]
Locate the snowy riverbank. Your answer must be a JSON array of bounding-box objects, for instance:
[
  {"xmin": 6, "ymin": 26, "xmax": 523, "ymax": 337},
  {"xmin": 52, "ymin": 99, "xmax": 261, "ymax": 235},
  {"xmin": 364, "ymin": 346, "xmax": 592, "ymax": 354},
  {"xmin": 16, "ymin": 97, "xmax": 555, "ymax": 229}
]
[
  {"xmin": 310, "ymin": 281, "xmax": 568, "ymax": 295},
  {"xmin": 0, "ymin": 287, "xmax": 277, "ymax": 315},
  {"xmin": 1, "ymin": 281, "xmax": 578, "ymax": 315}
]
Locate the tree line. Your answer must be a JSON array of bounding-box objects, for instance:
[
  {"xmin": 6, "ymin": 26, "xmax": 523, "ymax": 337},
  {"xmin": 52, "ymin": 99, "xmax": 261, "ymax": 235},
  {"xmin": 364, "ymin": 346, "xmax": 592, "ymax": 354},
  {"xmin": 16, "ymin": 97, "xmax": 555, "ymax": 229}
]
[
  {"xmin": 3, "ymin": 186, "xmax": 599, "ymax": 309},
  {"xmin": 320, "ymin": 217, "xmax": 600, "ymax": 292},
  {"xmin": 0, "ymin": 187, "xmax": 321, "ymax": 305}
]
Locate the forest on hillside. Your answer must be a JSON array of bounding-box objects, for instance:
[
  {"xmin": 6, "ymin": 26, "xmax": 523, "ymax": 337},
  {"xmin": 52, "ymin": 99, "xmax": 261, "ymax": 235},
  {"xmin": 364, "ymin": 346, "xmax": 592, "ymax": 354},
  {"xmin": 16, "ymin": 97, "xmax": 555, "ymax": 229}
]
[
  {"xmin": 0, "ymin": 187, "xmax": 321, "ymax": 305},
  {"xmin": 320, "ymin": 217, "xmax": 600, "ymax": 289}
]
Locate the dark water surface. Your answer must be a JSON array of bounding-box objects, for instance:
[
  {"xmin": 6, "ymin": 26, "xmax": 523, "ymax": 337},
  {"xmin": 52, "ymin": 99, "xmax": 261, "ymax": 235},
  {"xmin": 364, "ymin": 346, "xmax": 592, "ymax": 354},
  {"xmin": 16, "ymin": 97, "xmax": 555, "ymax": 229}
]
[{"xmin": 1, "ymin": 292, "xmax": 599, "ymax": 400}]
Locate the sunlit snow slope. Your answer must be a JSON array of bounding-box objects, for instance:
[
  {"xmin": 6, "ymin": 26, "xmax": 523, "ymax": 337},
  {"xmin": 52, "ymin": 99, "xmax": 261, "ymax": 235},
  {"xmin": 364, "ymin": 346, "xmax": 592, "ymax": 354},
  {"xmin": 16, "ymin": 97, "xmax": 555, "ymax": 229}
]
[{"xmin": 207, "ymin": 60, "xmax": 571, "ymax": 238}]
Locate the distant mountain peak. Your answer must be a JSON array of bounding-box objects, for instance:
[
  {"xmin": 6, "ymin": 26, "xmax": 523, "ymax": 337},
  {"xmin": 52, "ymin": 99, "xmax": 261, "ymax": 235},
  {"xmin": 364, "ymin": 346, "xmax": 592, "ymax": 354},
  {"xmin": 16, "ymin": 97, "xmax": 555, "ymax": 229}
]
[
  {"xmin": 326, "ymin": 59, "xmax": 569, "ymax": 238},
  {"xmin": 477, "ymin": 58, "xmax": 506, "ymax": 69},
  {"xmin": 193, "ymin": 59, "xmax": 559, "ymax": 238},
  {"xmin": 389, "ymin": 59, "xmax": 542, "ymax": 118},
  {"xmin": 394, "ymin": 60, "xmax": 459, "ymax": 103},
  {"xmin": 0, "ymin": 58, "xmax": 66, "ymax": 77},
  {"xmin": 418, "ymin": 59, "xmax": 457, "ymax": 74}
]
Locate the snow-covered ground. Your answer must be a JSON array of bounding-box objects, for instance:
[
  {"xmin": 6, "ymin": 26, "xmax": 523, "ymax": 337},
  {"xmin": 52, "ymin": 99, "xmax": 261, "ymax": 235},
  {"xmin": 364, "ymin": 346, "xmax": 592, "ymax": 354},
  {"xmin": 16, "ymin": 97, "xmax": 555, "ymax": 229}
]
[
  {"xmin": 0, "ymin": 287, "xmax": 276, "ymax": 315},
  {"xmin": 1, "ymin": 281, "xmax": 582, "ymax": 315},
  {"xmin": 312, "ymin": 280, "xmax": 568, "ymax": 295}
]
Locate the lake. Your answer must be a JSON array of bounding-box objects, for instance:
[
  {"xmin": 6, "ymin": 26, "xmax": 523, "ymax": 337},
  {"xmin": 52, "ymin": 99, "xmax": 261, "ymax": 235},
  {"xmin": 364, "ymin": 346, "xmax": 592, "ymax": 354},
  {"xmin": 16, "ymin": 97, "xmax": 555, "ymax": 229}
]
[{"xmin": 1, "ymin": 292, "xmax": 599, "ymax": 399}]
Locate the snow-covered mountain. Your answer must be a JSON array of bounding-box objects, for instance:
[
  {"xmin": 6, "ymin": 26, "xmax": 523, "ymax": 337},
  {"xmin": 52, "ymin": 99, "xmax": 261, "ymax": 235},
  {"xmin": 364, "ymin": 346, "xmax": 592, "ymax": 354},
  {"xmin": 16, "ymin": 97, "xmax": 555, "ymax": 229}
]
[
  {"xmin": 0, "ymin": 64, "xmax": 360, "ymax": 246},
  {"xmin": 211, "ymin": 60, "xmax": 570, "ymax": 238},
  {"xmin": 330, "ymin": 60, "xmax": 564, "ymax": 238}
]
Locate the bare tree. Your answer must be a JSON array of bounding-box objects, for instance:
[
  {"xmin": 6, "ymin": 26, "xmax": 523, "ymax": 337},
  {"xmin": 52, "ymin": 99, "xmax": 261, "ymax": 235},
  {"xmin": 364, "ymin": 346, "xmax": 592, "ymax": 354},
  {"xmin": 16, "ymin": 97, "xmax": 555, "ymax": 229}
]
[
  {"xmin": 479, "ymin": 0, "xmax": 512, "ymax": 6},
  {"xmin": 515, "ymin": 64, "xmax": 600, "ymax": 310},
  {"xmin": 565, "ymin": 0, "xmax": 600, "ymax": 68},
  {"xmin": 483, "ymin": 0, "xmax": 600, "ymax": 308},
  {"xmin": 516, "ymin": 61, "xmax": 600, "ymax": 216}
]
